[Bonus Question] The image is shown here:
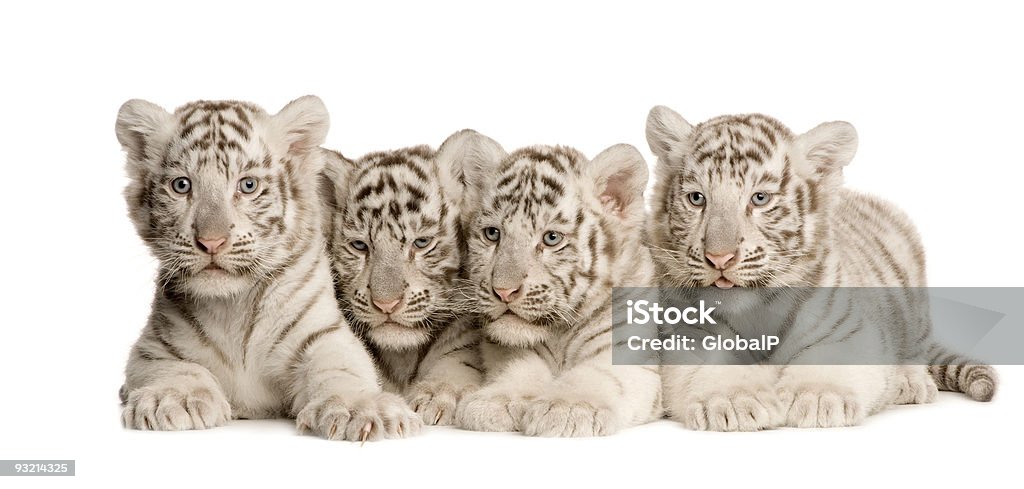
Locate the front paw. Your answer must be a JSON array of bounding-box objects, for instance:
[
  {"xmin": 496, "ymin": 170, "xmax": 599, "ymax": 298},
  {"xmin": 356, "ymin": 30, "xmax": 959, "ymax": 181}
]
[
  {"xmin": 520, "ymin": 399, "xmax": 618, "ymax": 437},
  {"xmin": 296, "ymin": 391, "xmax": 422, "ymax": 441},
  {"xmin": 778, "ymin": 384, "xmax": 865, "ymax": 428},
  {"xmin": 121, "ymin": 385, "xmax": 231, "ymax": 431},
  {"xmin": 893, "ymin": 369, "xmax": 938, "ymax": 405},
  {"xmin": 455, "ymin": 392, "xmax": 520, "ymax": 432},
  {"xmin": 409, "ymin": 382, "xmax": 477, "ymax": 426},
  {"xmin": 672, "ymin": 389, "xmax": 781, "ymax": 432}
]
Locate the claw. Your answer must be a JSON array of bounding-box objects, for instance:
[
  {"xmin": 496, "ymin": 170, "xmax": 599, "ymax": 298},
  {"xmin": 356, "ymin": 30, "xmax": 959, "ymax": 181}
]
[
  {"xmin": 359, "ymin": 422, "xmax": 371, "ymax": 446},
  {"xmin": 434, "ymin": 411, "xmax": 443, "ymax": 425},
  {"xmin": 329, "ymin": 423, "xmax": 337, "ymax": 439},
  {"xmin": 397, "ymin": 424, "xmax": 404, "ymax": 437}
]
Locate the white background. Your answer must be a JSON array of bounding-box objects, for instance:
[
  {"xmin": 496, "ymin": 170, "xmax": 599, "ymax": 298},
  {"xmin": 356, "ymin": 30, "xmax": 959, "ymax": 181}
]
[{"xmin": 1, "ymin": 1, "xmax": 1021, "ymax": 488}]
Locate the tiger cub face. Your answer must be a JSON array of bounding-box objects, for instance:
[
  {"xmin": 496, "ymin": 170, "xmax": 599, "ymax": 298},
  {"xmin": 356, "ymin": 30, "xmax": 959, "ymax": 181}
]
[
  {"xmin": 645, "ymin": 106, "xmax": 858, "ymax": 289},
  {"xmin": 324, "ymin": 132, "xmax": 475, "ymax": 351},
  {"xmin": 457, "ymin": 139, "xmax": 649, "ymax": 347},
  {"xmin": 116, "ymin": 96, "xmax": 330, "ymax": 298}
]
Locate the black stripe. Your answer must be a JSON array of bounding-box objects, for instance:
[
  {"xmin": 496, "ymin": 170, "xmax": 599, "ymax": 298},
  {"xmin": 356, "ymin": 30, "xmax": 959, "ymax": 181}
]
[
  {"xmin": 573, "ymin": 343, "xmax": 612, "ymax": 365},
  {"xmin": 461, "ymin": 361, "xmax": 484, "ymax": 374},
  {"xmin": 290, "ymin": 325, "xmax": 342, "ymax": 370},
  {"xmin": 180, "ymin": 308, "xmax": 230, "ymax": 366},
  {"xmin": 271, "ymin": 286, "xmax": 326, "ymax": 354},
  {"xmin": 566, "ymin": 324, "xmax": 612, "ymax": 364}
]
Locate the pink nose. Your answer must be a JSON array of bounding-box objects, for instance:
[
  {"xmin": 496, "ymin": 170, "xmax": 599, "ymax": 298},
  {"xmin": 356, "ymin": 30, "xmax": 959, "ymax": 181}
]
[
  {"xmin": 493, "ymin": 287, "xmax": 520, "ymax": 303},
  {"xmin": 197, "ymin": 237, "xmax": 227, "ymax": 255},
  {"xmin": 705, "ymin": 252, "xmax": 735, "ymax": 270},
  {"xmin": 372, "ymin": 297, "xmax": 402, "ymax": 314}
]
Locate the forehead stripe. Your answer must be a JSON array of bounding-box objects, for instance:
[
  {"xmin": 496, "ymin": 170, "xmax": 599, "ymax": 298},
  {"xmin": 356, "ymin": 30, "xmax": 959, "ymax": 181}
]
[{"xmin": 373, "ymin": 154, "xmax": 429, "ymax": 182}]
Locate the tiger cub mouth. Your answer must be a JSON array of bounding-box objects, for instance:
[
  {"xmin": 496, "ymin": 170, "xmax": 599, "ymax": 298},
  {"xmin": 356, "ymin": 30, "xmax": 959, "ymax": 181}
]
[
  {"xmin": 714, "ymin": 276, "xmax": 736, "ymax": 289},
  {"xmin": 200, "ymin": 261, "xmax": 233, "ymax": 276},
  {"xmin": 378, "ymin": 319, "xmax": 417, "ymax": 329}
]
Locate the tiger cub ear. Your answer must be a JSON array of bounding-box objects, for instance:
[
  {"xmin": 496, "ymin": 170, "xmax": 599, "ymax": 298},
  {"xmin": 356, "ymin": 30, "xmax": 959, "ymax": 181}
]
[
  {"xmin": 645, "ymin": 105, "xmax": 693, "ymax": 163},
  {"xmin": 115, "ymin": 99, "xmax": 173, "ymax": 166},
  {"xmin": 435, "ymin": 129, "xmax": 506, "ymax": 225},
  {"xmin": 794, "ymin": 121, "xmax": 858, "ymax": 177},
  {"xmin": 272, "ymin": 95, "xmax": 330, "ymax": 174},
  {"xmin": 320, "ymin": 148, "xmax": 358, "ymax": 209},
  {"xmin": 588, "ymin": 144, "xmax": 649, "ymax": 224}
]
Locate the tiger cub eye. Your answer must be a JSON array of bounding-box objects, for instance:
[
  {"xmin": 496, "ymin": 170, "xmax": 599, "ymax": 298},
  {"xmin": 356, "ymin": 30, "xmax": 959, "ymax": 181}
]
[
  {"xmin": 687, "ymin": 192, "xmax": 706, "ymax": 206},
  {"xmin": 239, "ymin": 177, "xmax": 259, "ymax": 194},
  {"xmin": 484, "ymin": 227, "xmax": 501, "ymax": 242},
  {"xmin": 542, "ymin": 231, "xmax": 563, "ymax": 246},
  {"xmin": 171, "ymin": 177, "xmax": 191, "ymax": 194},
  {"xmin": 751, "ymin": 192, "xmax": 771, "ymax": 206}
]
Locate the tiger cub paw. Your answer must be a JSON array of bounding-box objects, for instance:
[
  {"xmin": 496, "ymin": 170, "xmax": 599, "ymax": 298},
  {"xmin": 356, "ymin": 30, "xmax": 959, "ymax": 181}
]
[
  {"xmin": 408, "ymin": 382, "xmax": 477, "ymax": 426},
  {"xmin": 296, "ymin": 391, "xmax": 422, "ymax": 441},
  {"xmin": 672, "ymin": 389, "xmax": 782, "ymax": 432},
  {"xmin": 893, "ymin": 368, "xmax": 938, "ymax": 405},
  {"xmin": 455, "ymin": 392, "xmax": 521, "ymax": 432},
  {"xmin": 778, "ymin": 384, "xmax": 866, "ymax": 428},
  {"xmin": 520, "ymin": 399, "xmax": 618, "ymax": 437},
  {"xmin": 121, "ymin": 384, "xmax": 231, "ymax": 431}
]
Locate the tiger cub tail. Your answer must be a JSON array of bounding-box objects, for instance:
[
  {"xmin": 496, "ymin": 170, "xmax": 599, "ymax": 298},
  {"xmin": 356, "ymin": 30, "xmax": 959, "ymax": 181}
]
[{"xmin": 927, "ymin": 343, "xmax": 997, "ymax": 401}]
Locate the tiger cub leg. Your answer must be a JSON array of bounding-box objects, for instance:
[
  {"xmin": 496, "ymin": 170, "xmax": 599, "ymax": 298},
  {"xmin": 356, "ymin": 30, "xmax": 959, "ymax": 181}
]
[
  {"xmin": 663, "ymin": 365, "xmax": 782, "ymax": 432},
  {"xmin": 455, "ymin": 351, "xmax": 552, "ymax": 433},
  {"xmin": 407, "ymin": 319, "xmax": 484, "ymax": 426},
  {"xmin": 121, "ymin": 357, "xmax": 231, "ymax": 431},
  {"xmin": 892, "ymin": 365, "xmax": 938, "ymax": 405},
  {"xmin": 517, "ymin": 363, "xmax": 662, "ymax": 437},
  {"xmin": 777, "ymin": 364, "xmax": 897, "ymax": 428},
  {"xmin": 290, "ymin": 325, "xmax": 422, "ymax": 441}
]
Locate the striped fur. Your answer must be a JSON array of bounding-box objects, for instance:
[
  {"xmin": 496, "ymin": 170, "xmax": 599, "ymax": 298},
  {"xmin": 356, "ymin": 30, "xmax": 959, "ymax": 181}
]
[
  {"xmin": 452, "ymin": 137, "xmax": 662, "ymax": 437},
  {"xmin": 115, "ymin": 96, "xmax": 420, "ymax": 441},
  {"xmin": 646, "ymin": 106, "xmax": 997, "ymax": 430},
  {"xmin": 320, "ymin": 131, "xmax": 485, "ymax": 425}
]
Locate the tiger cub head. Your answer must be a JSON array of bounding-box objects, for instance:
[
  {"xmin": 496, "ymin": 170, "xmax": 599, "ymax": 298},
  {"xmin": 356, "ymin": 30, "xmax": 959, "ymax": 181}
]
[
  {"xmin": 116, "ymin": 96, "xmax": 330, "ymax": 298},
  {"xmin": 645, "ymin": 106, "xmax": 858, "ymax": 289},
  {"xmin": 455, "ymin": 138, "xmax": 649, "ymax": 347},
  {"xmin": 322, "ymin": 131, "xmax": 479, "ymax": 351}
]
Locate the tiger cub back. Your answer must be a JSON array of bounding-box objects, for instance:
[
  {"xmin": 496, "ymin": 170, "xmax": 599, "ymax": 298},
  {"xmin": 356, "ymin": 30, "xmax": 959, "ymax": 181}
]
[
  {"xmin": 830, "ymin": 190, "xmax": 995, "ymax": 401},
  {"xmin": 321, "ymin": 131, "xmax": 484, "ymax": 425}
]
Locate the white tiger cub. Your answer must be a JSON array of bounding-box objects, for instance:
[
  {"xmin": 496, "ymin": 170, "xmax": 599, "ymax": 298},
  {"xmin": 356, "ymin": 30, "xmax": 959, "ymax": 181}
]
[
  {"xmin": 451, "ymin": 136, "xmax": 662, "ymax": 437},
  {"xmin": 645, "ymin": 106, "xmax": 997, "ymax": 430},
  {"xmin": 116, "ymin": 96, "xmax": 421, "ymax": 441},
  {"xmin": 320, "ymin": 131, "xmax": 484, "ymax": 425}
]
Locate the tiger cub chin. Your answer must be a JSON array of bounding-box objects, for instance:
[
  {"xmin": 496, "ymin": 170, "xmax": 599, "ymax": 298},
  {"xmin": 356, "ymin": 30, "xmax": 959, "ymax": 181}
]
[
  {"xmin": 449, "ymin": 136, "xmax": 663, "ymax": 437},
  {"xmin": 645, "ymin": 106, "xmax": 997, "ymax": 431},
  {"xmin": 321, "ymin": 131, "xmax": 485, "ymax": 425},
  {"xmin": 116, "ymin": 96, "xmax": 420, "ymax": 441}
]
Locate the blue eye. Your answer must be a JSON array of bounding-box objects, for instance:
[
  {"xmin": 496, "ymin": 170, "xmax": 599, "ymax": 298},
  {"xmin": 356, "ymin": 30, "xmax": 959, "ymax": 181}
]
[
  {"xmin": 351, "ymin": 240, "xmax": 368, "ymax": 251},
  {"xmin": 751, "ymin": 192, "xmax": 771, "ymax": 206},
  {"xmin": 687, "ymin": 192, "xmax": 705, "ymax": 206},
  {"xmin": 413, "ymin": 237, "xmax": 433, "ymax": 249},
  {"xmin": 171, "ymin": 177, "xmax": 191, "ymax": 194},
  {"xmin": 239, "ymin": 177, "xmax": 259, "ymax": 194},
  {"xmin": 484, "ymin": 227, "xmax": 501, "ymax": 242},
  {"xmin": 542, "ymin": 231, "xmax": 563, "ymax": 246}
]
